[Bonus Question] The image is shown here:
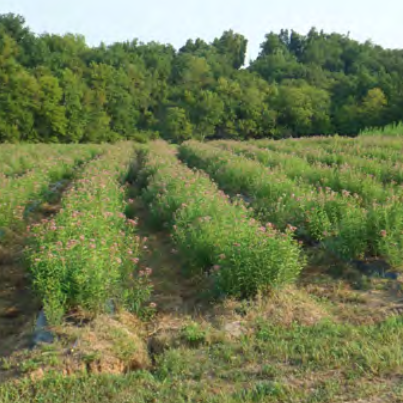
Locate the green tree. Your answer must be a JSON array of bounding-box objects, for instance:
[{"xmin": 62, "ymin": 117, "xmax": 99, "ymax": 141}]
[
  {"xmin": 34, "ymin": 72, "xmax": 68, "ymax": 142},
  {"xmin": 164, "ymin": 107, "xmax": 193, "ymax": 142},
  {"xmin": 212, "ymin": 30, "xmax": 248, "ymax": 69},
  {"xmin": 0, "ymin": 32, "xmax": 40, "ymax": 142},
  {"xmin": 359, "ymin": 87, "xmax": 387, "ymax": 127}
]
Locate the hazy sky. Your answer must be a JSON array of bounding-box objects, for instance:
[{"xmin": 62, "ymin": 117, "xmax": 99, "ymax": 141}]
[{"xmin": 1, "ymin": 0, "xmax": 402, "ymax": 61}]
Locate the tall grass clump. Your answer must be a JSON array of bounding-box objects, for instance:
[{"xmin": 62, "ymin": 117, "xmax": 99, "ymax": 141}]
[
  {"xmin": 138, "ymin": 141, "xmax": 305, "ymax": 298},
  {"xmin": 359, "ymin": 122, "xmax": 403, "ymax": 137},
  {"xmin": 26, "ymin": 144, "xmax": 151, "ymax": 324}
]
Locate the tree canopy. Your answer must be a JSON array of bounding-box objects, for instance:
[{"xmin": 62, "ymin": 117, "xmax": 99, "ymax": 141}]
[{"xmin": 1, "ymin": 13, "xmax": 403, "ymax": 143}]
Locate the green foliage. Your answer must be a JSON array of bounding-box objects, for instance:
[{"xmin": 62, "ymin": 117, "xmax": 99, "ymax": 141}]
[
  {"xmin": 181, "ymin": 322, "xmax": 207, "ymax": 346},
  {"xmin": 360, "ymin": 121, "xmax": 403, "ymax": 137},
  {"xmin": 2, "ymin": 13, "xmax": 403, "ymax": 142},
  {"xmin": 0, "ymin": 145, "xmax": 98, "ymax": 235},
  {"xmin": 164, "ymin": 107, "xmax": 193, "ymax": 142},
  {"xmin": 181, "ymin": 140, "xmax": 403, "ymax": 267},
  {"xmin": 139, "ymin": 141, "xmax": 304, "ymax": 297},
  {"xmin": 26, "ymin": 144, "xmax": 152, "ymax": 324}
]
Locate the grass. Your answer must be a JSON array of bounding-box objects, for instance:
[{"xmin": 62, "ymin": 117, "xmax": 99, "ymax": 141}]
[
  {"xmin": 2, "ymin": 299, "xmax": 403, "ymax": 402},
  {"xmin": 359, "ymin": 122, "xmax": 403, "ymax": 137}
]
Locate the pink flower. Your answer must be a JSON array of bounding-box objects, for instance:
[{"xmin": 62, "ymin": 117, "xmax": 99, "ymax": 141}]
[
  {"xmin": 380, "ymin": 230, "xmax": 387, "ymax": 237},
  {"xmin": 116, "ymin": 258, "xmax": 122, "ymax": 264},
  {"xmin": 149, "ymin": 302, "xmax": 157, "ymax": 309},
  {"xmin": 219, "ymin": 254, "xmax": 226, "ymax": 260},
  {"xmin": 287, "ymin": 224, "xmax": 297, "ymax": 232},
  {"xmin": 145, "ymin": 267, "xmax": 153, "ymax": 276},
  {"xmin": 213, "ymin": 265, "xmax": 221, "ymax": 271}
]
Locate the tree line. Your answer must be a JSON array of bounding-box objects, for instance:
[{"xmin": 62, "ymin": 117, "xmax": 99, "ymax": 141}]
[{"xmin": 1, "ymin": 13, "xmax": 403, "ymax": 143}]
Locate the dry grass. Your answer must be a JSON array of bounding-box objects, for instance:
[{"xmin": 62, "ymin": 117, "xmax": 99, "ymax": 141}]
[
  {"xmin": 245, "ymin": 287, "xmax": 331, "ymax": 327},
  {"xmin": 1, "ymin": 312, "xmax": 150, "ymax": 382}
]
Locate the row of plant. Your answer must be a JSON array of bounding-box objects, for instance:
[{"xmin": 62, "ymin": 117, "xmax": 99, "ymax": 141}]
[
  {"xmin": 0, "ymin": 146, "xmax": 101, "ymax": 236},
  {"xmin": 213, "ymin": 140, "xmax": 398, "ymax": 205},
  {"xmin": 26, "ymin": 143, "xmax": 151, "ymax": 325},
  {"xmin": 252, "ymin": 137, "xmax": 403, "ymax": 164},
  {"xmin": 0, "ymin": 144, "xmax": 100, "ymax": 176},
  {"xmin": 179, "ymin": 141, "xmax": 403, "ymax": 268},
  {"xmin": 254, "ymin": 135, "xmax": 403, "ymax": 151},
  {"xmin": 137, "ymin": 141, "xmax": 304, "ymax": 298},
  {"xmin": 250, "ymin": 139, "xmax": 403, "ymax": 184},
  {"xmin": 0, "ymin": 144, "xmax": 46, "ymax": 176}
]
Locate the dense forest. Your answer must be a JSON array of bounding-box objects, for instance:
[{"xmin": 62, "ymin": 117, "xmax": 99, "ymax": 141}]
[{"xmin": 1, "ymin": 13, "xmax": 403, "ymax": 143}]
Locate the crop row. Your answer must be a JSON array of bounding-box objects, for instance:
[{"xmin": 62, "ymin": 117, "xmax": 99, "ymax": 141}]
[
  {"xmin": 252, "ymin": 137, "xmax": 403, "ymax": 164},
  {"xmin": 179, "ymin": 141, "xmax": 403, "ymax": 268},
  {"xmin": 0, "ymin": 144, "xmax": 104, "ymax": 177},
  {"xmin": 263, "ymin": 146, "xmax": 403, "ymax": 185},
  {"xmin": 138, "ymin": 141, "xmax": 304, "ymax": 297},
  {"xmin": 213, "ymin": 140, "xmax": 400, "ymax": 205},
  {"xmin": 0, "ymin": 146, "xmax": 101, "ymax": 236},
  {"xmin": 253, "ymin": 135, "xmax": 403, "ymax": 152},
  {"xmin": 26, "ymin": 144, "xmax": 150, "ymax": 324}
]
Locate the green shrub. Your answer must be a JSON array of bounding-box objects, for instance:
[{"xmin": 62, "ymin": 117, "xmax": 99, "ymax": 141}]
[
  {"xmin": 26, "ymin": 143, "xmax": 152, "ymax": 324},
  {"xmin": 139, "ymin": 141, "xmax": 304, "ymax": 297}
]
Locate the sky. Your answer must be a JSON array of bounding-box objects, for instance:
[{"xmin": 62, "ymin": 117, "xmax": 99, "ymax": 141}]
[{"xmin": 1, "ymin": 0, "xmax": 402, "ymax": 62}]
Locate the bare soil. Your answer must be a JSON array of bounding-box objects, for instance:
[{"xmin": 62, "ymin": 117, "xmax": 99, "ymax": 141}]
[{"xmin": 0, "ymin": 184, "xmax": 69, "ymax": 359}]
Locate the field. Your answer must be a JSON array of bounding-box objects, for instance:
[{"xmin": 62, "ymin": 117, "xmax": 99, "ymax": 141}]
[{"xmin": 1, "ymin": 136, "xmax": 403, "ymax": 402}]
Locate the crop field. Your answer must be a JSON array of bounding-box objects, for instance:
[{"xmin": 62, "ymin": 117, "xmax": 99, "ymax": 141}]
[{"xmin": 1, "ymin": 137, "xmax": 403, "ymax": 402}]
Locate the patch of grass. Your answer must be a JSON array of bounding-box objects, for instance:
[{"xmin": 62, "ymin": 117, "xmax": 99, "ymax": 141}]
[
  {"xmin": 1, "ymin": 304, "xmax": 403, "ymax": 401},
  {"xmin": 235, "ymin": 381, "xmax": 288, "ymax": 402},
  {"xmin": 0, "ymin": 358, "xmax": 12, "ymax": 371},
  {"xmin": 181, "ymin": 322, "xmax": 208, "ymax": 346},
  {"xmin": 359, "ymin": 122, "xmax": 403, "ymax": 137}
]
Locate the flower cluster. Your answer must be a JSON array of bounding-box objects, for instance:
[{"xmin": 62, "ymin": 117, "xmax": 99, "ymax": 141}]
[
  {"xmin": 26, "ymin": 143, "xmax": 151, "ymax": 324},
  {"xmin": 140, "ymin": 141, "xmax": 304, "ymax": 297},
  {"xmin": 0, "ymin": 145, "xmax": 99, "ymax": 236},
  {"xmin": 185, "ymin": 140, "xmax": 403, "ymax": 267}
]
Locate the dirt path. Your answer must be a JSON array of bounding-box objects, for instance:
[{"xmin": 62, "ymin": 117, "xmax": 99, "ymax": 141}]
[
  {"xmin": 132, "ymin": 199, "xmax": 213, "ymax": 317},
  {"xmin": 0, "ymin": 240, "xmax": 38, "ymax": 357},
  {"xmin": 0, "ymin": 181, "xmax": 69, "ymax": 358}
]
